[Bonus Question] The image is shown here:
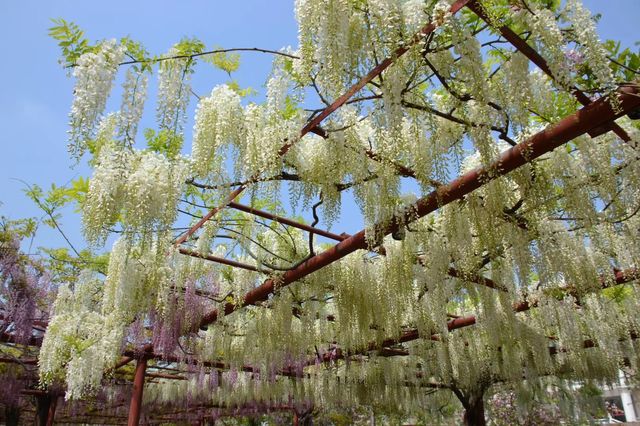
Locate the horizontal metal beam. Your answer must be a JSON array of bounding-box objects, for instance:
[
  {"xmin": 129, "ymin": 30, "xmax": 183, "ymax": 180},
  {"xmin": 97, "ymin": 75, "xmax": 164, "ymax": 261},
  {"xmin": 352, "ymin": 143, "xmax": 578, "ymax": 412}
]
[
  {"xmin": 122, "ymin": 351, "xmax": 304, "ymax": 379},
  {"xmin": 193, "ymin": 85, "xmax": 640, "ymax": 331}
]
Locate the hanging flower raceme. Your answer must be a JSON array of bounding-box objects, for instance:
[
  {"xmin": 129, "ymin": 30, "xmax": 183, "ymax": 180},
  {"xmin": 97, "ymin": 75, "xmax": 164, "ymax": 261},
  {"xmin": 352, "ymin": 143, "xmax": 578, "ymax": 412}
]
[
  {"xmin": 82, "ymin": 142, "xmax": 132, "ymax": 245},
  {"xmin": 118, "ymin": 67, "xmax": 149, "ymax": 143},
  {"xmin": 191, "ymin": 84, "xmax": 245, "ymax": 178},
  {"xmin": 123, "ymin": 150, "xmax": 188, "ymax": 236},
  {"xmin": 68, "ymin": 39, "xmax": 125, "ymax": 161},
  {"xmin": 156, "ymin": 48, "xmax": 192, "ymax": 134},
  {"xmin": 0, "ymin": 228, "xmax": 51, "ymax": 345},
  {"xmin": 520, "ymin": 4, "xmax": 573, "ymax": 89},
  {"xmin": 40, "ymin": 234, "xmax": 184, "ymax": 400},
  {"xmin": 295, "ymin": 0, "xmax": 359, "ymax": 96},
  {"xmin": 83, "ymin": 144, "xmax": 187, "ymax": 245},
  {"xmin": 39, "ymin": 270, "xmax": 124, "ymax": 400},
  {"xmin": 565, "ymin": 0, "xmax": 618, "ymax": 103}
]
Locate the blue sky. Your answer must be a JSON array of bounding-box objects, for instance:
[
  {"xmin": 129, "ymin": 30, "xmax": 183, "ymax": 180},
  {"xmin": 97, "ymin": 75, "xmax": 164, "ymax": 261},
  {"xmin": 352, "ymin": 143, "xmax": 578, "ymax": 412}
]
[{"xmin": 0, "ymin": 0, "xmax": 638, "ymax": 253}]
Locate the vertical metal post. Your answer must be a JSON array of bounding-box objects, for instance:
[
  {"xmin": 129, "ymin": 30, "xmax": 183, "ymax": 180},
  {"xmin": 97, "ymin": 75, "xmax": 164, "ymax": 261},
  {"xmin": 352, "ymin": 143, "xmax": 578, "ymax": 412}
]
[{"xmin": 128, "ymin": 357, "xmax": 148, "ymax": 426}]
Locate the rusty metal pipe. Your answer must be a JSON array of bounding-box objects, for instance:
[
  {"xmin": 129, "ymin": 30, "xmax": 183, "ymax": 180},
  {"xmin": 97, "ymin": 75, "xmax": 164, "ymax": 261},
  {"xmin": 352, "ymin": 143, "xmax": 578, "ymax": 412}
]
[{"xmin": 195, "ymin": 86, "xmax": 640, "ymax": 330}]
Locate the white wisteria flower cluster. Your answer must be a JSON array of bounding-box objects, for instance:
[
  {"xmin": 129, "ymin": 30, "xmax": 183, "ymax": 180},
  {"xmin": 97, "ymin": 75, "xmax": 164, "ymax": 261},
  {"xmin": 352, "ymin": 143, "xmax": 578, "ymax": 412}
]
[
  {"xmin": 192, "ymin": 83, "xmax": 303, "ymax": 182},
  {"xmin": 83, "ymin": 144, "xmax": 188, "ymax": 245},
  {"xmin": 521, "ymin": 5, "xmax": 573, "ymax": 89},
  {"xmin": 191, "ymin": 85, "xmax": 245, "ymax": 177},
  {"xmin": 118, "ymin": 68, "xmax": 149, "ymax": 143},
  {"xmin": 39, "ymin": 271, "xmax": 124, "ymax": 400},
  {"xmin": 68, "ymin": 39, "xmax": 125, "ymax": 161},
  {"xmin": 565, "ymin": 0, "xmax": 618, "ymax": 98},
  {"xmin": 156, "ymin": 50, "xmax": 192, "ymax": 133}
]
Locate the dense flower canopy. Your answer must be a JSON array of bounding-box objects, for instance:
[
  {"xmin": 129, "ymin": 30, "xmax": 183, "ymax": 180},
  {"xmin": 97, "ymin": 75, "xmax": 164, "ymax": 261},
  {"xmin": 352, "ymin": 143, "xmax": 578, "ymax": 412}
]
[{"xmin": 13, "ymin": 0, "xmax": 640, "ymax": 423}]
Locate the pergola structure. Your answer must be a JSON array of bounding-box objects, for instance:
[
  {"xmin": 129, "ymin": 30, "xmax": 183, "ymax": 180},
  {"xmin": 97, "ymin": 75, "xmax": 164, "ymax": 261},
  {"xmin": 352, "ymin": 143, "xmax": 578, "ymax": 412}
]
[{"xmin": 2, "ymin": 0, "xmax": 640, "ymax": 424}]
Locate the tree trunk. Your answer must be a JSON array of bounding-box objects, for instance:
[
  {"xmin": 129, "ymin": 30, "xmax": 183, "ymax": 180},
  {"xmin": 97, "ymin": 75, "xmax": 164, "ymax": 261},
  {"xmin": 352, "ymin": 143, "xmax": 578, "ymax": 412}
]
[
  {"xmin": 5, "ymin": 405, "xmax": 20, "ymax": 426},
  {"xmin": 46, "ymin": 394, "xmax": 58, "ymax": 426},
  {"xmin": 293, "ymin": 410, "xmax": 313, "ymax": 426},
  {"xmin": 462, "ymin": 395, "xmax": 486, "ymax": 426},
  {"xmin": 300, "ymin": 413, "xmax": 313, "ymax": 426},
  {"xmin": 35, "ymin": 394, "xmax": 52, "ymax": 426},
  {"xmin": 452, "ymin": 386, "xmax": 487, "ymax": 426}
]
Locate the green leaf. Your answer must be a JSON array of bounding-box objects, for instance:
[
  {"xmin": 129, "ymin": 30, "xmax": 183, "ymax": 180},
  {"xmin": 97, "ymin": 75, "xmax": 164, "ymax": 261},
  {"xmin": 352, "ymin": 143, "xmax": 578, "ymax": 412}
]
[
  {"xmin": 48, "ymin": 18, "xmax": 95, "ymax": 67},
  {"xmin": 280, "ymin": 96, "xmax": 300, "ymax": 120},
  {"xmin": 603, "ymin": 284, "xmax": 632, "ymax": 303},
  {"xmin": 174, "ymin": 37, "xmax": 206, "ymax": 57},
  {"xmin": 203, "ymin": 46, "xmax": 241, "ymax": 75},
  {"xmin": 63, "ymin": 177, "xmax": 90, "ymax": 211},
  {"xmin": 227, "ymin": 80, "xmax": 256, "ymax": 98},
  {"xmin": 144, "ymin": 128, "xmax": 184, "ymax": 159},
  {"xmin": 120, "ymin": 36, "xmax": 151, "ymax": 73},
  {"xmin": 23, "ymin": 183, "xmax": 44, "ymax": 204},
  {"xmin": 0, "ymin": 215, "xmax": 37, "ymax": 240}
]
